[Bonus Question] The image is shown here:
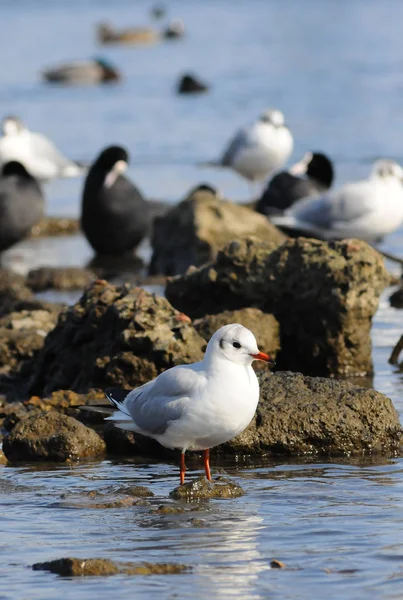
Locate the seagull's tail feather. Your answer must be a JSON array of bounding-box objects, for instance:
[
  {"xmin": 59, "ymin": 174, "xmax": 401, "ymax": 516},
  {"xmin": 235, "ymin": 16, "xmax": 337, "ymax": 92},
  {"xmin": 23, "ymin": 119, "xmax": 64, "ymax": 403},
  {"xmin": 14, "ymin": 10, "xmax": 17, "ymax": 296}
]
[{"xmin": 105, "ymin": 387, "xmax": 132, "ymax": 416}]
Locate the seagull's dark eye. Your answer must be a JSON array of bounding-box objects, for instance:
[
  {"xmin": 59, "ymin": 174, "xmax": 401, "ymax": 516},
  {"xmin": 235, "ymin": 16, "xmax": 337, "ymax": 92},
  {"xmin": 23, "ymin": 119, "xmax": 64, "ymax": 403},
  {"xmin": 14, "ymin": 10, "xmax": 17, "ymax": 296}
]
[{"xmin": 232, "ymin": 341, "xmax": 241, "ymax": 349}]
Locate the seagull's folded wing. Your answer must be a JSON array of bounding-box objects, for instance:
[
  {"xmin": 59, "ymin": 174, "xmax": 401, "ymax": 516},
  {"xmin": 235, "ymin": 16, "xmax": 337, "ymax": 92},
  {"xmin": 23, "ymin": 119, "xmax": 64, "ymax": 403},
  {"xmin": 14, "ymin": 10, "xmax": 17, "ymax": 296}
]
[{"xmin": 122, "ymin": 365, "xmax": 204, "ymax": 435}]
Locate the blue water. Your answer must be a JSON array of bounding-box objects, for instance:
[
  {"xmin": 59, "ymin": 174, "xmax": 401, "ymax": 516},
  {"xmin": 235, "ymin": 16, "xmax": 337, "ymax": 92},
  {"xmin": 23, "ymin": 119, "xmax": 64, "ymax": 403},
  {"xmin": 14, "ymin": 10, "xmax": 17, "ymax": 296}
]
[{"xmin": 2, "ymin": 1, "xmax": 403, "ymax": 598}]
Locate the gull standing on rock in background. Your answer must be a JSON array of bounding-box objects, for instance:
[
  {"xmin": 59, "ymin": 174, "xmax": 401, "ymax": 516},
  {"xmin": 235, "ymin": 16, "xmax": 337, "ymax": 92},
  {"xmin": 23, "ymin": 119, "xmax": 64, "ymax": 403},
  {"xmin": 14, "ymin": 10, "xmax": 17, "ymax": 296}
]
[
  {"xmin": 0, "ymin": 116, "xmax": 84, "ymax": 182},
  {"xmin": 209, "ymin": 109, "xmax": 293, "ymax": 190},
  {"xmin": 270, "ymin": 159, "xmax": 403, "ymax": 242},
  {"xmin": 104, "ymin": 324, "xmax": 275, "ymax": 485}
]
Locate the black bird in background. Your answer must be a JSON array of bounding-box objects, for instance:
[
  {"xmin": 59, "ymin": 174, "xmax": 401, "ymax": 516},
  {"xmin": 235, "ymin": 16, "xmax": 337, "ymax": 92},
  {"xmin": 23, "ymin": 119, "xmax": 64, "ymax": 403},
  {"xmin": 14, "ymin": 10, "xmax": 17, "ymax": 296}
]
[
  {"xmin": 81, "ymin": 146, "xmax": 151, "ymax": 256},
  {"xmin": 0, "ymin": 161, "xmax": 44, "ymax": 253},
  {"xmin": 256, "ymin": 151, "xmax": 334, "ymax": 216}
]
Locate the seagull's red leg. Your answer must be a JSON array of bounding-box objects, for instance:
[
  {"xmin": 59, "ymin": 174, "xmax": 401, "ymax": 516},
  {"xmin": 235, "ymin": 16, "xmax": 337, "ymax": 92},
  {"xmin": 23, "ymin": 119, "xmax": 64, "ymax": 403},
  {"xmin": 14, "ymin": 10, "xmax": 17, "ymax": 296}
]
[
  {"xmin": 180, "ymin": 451, "xmax": 187, "ymax": 485},
  {"xmin": 203, "ymin": 448, "xmax": 212, "ymax": 481}
]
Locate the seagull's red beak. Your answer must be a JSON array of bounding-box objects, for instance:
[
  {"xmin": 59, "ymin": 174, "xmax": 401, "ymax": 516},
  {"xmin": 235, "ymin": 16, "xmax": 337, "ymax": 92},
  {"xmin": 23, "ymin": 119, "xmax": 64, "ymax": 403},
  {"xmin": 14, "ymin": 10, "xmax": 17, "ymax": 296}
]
[{"xmin": 250, "ymin": 351, "xmax": 276, "ymax": 366}]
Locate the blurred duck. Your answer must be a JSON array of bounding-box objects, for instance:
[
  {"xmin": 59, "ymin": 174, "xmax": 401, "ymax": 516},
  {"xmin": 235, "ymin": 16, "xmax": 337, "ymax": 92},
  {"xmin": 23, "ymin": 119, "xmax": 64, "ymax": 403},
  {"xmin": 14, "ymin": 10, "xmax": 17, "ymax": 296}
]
[
  {"xmin": 256, "ymin": 152, "xmax": 334, "ymax": 216},
  {"xmin": 163, "ymin": 19, "xmax": 185, "ymax": 39},
  {"xmin": 42, "ymin": 58, "xmax": 121, "ymax": 85},
  {"xmin": 0, "ymin": 116, "xmax": 83, "ymax": 182},
  {"xmin": 97, "ymin": 22, "xmax": 159, "ymax": 45},
  {"xmin": 270, "ymin": 159, "xmax": 403, "ymax": 243},
  {"xmin": 209, "ymin": 109, "xmax": 293, "ymax": 183},
  {"xmin": 81, "ymin": 146, "xmax": 151, "ymax": 256},
  {"xmin": 0, "ymin": 161, "xmax": 44, "ymax": 253}
]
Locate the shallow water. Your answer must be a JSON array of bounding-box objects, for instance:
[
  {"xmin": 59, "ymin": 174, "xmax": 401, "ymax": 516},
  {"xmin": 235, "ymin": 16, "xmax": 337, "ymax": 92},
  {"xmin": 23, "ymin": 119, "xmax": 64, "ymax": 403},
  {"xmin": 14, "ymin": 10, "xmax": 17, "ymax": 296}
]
[{"xmin": 2, "ymin": 0, "xmax": 403, "ymax": 598}]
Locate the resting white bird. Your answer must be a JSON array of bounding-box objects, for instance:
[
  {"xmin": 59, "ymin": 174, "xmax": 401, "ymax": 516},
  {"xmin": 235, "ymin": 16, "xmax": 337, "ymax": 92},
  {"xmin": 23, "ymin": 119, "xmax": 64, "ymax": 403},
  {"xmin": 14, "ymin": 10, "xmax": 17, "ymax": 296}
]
[
  {"xmin": 103, "ymin": 324, "xmax": 275, "ymax": 485},
  {"xmin": 212, "ymin": 109, "xmax": 293, "ymax": 183},
  {"xmin": 0, "ymin": 116, "xmax": 84, "ymax": 182},
  {"xmin": 270, "ymin": 159, "xmax": 403, "ymax": 242}
]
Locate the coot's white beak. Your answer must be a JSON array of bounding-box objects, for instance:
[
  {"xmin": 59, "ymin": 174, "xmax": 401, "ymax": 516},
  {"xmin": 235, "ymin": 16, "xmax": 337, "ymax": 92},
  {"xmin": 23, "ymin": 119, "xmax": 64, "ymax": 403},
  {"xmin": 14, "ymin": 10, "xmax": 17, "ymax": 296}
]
[{"xmin": 104, "ymin": 160, "xmax": 128, "ymax": 188}]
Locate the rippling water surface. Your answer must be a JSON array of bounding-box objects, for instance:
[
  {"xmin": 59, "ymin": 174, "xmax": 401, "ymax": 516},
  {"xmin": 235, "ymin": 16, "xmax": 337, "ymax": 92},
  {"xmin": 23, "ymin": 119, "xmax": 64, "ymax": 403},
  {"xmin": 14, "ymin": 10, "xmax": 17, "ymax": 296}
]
[{"xmin": 2, "ymin": 0, "xmax": 403, "ymax": 598}]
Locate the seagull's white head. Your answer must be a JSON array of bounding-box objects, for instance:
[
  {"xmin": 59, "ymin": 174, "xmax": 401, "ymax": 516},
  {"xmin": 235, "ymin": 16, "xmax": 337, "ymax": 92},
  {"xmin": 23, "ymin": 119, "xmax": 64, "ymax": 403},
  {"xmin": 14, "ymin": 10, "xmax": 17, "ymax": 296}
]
[
  {"xmin": 259, "ymin": 109, "xmax": 285, "ymax": 127},
  {"xmin": 205, "ymin": 323, "xmax": 275, "ymax": 367},
  {"xmin": 2, "ymin": 116, "xmax": 24, "ymax": 136},
  {"xmin": 371, "ymin": 159, "xmax": 403, "ymax": 181}
]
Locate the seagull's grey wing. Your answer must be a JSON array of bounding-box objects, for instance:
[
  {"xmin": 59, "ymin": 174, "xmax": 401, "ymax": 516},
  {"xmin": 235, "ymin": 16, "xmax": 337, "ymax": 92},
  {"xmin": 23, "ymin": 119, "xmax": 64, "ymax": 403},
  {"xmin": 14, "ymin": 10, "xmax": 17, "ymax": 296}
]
[
  {"xmin": 220, "ymin": 128, "xmax": 250, "ymax": 166},
  {"xmin": 286, "ymin": 193, "xmax": 334, "ymax": 228},
  {"xmin": 29, "ymin": 132, "xmax": 75, "ymax": 169},
  {"xmin": 125, "ymin": 365, "xmax": 204, "ymax": 435}
]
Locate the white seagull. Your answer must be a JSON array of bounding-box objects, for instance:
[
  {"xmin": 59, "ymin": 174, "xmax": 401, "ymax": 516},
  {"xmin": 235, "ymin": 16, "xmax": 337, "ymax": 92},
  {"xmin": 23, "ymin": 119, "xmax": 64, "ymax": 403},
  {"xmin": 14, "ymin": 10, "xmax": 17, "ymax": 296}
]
[
  {"xmin": 0, "ymin": 116, "xmax": 84, "ymax": 182},
  {"xmin": 212, "ymin": 109, "xmax": 293, "ymax": 183},
  {"xmin": 104, "ymin": 324, "xmax": 274, "ymax": 485},
  {"xmin": 270, "ymin": 159, "xmax": 403, "ymax": 242}
]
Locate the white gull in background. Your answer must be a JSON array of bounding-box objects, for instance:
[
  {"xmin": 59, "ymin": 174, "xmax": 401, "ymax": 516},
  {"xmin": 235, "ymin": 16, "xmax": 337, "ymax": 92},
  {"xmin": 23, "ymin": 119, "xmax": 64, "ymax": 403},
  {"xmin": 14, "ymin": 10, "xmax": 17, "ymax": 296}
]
[
  {"xmin": 0, "ymin": 116, "xmax": 84, "ymax": 182},
  {"xmin": 209, "ymin": 109, "xmax": 293, "ymax": 184},
  {"xmin": 270, "ymin": 159, "xmax": 403, "ymax": 243},
  {"xmin": 104, "ymin": 324, "xmax": 274, "ymax": 485}
]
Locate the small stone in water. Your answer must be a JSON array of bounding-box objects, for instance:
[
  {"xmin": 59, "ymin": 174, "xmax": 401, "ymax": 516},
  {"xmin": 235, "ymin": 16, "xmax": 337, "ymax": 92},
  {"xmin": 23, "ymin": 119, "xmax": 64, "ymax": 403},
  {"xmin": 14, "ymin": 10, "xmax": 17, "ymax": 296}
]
[
  {"xmin": 169, "ymin": 475, "xmax": 244, "ymax": 500},
  {"xmin": 32, "ymin": 557, "xmax": 190, "ymax": 576},
  {"xmin": 270, "ymin": 559, "xmax": 285, "ymax": 569}
]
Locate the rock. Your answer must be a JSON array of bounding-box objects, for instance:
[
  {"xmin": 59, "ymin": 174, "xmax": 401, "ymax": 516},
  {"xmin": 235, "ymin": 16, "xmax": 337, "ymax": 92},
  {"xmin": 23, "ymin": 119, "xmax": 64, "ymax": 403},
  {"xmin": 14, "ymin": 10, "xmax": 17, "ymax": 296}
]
[
  {"xmin": 27, "ymin": 280, "xmax": 205, "ymax": 397},
  {"xmin": 170, "ymin": 476, "xmax": 244, "ymax": 500},
  {"xmin": 177, "ymin": 73, "xmax": 209, "ymax": 94},
  {"xmin": 0, "ymin": 309, "xmax": 59, "ymax": 379},
  {"xmin": 33, "ymin": 558, "xmax": 190, "ymax": 576},
  {"xmin": 166, "ymin": 237, "xmax": 389, "ymax": 377},
  {"xmin": 30, "ymin": 217, "xmax": 80, "ymax": 238},
  {"xmin": 216, "ymin": 372, "xmax": 401, "ymax": 456},
  {"xmin": 194, "ymin": 308, "xmax": 280, "ymax": 369},
  {"xmin": 0, "ymin": 269, "xmax": 39, "ymax": 317},
  {"xmin": 26, "ymin": 267, "xmax": 96, "ymax": 292},
  {"xmin": 3, "ymin": 411, "xmax": 106, "ymax": 462},
  {"xmin": 149, "ymin": 187, "xmax": 286, "ymax": 276},
  {"xmin": 270, "ymin": 560, "xmax": 285, "ymax": 569}
]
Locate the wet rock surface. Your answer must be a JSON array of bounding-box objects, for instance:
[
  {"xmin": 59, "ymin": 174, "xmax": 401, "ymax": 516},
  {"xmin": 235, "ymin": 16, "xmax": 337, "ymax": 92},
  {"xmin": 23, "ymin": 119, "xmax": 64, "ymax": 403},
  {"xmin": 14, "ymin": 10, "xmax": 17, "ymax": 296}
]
[
  {"xmin": 3, "ymin": 411, "xmax": 106, "ymax": 461},
  {"xmin": 26, "ymin": 266, "xmax": 96, "ymax": 292},
  {"xmin": 33, "ymin": 557, "xmax": 190, "ymax": 576},
  {"xmin": 27, "ymin": 280, "xmax": 205, "ymax": 397},
  {"xmin": 170, "ymin": 476, "xmax": 244, "ymax": 500},
  {"xmin": 30, "ymin": 217, "xmax": 80, "ymax": 238},
  {"xmin": 166, "ymin": 237, "xmax": 389, "ymax": 377},
  {"xmin": 60, "ymin": 486, "xmax": 153, "ymax": 509},
  {"xmin": 218, "ymin": 371, "xmax": 402, "ymax": 456},
  {"xmin": 150, "ymin": 187, "xmax": 286, "ymax": 276}
]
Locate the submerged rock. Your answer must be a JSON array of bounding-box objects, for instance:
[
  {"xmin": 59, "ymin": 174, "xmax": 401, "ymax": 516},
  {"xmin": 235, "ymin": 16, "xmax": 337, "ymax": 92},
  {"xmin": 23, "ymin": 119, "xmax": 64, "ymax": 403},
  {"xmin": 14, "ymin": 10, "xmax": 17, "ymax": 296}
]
[
  {"xmin": 26, "ymin": 267, "xmax": 96, "ymax": 292},
  {"xmin": 3, "ymin": 411, "xmax": 106, "ymax": 462},
  {"xmin": 166, "ymin": 237, "xmax": 389, "ymax": 377},
  {"xmin": 170, "ymin": 475, "xmax": 244, "ymax": 500},
  {"xmin": 27, "ymin": 280, "xmax": 205, "ymax": 397},
  {"xmin": 218, "ymin": 371, "xmax": 402, "ymax": 456},
  {"xmin": 33, "ymin": 558, "xmax": 190, "ymax": 576},
  {"xmin": 149, "ymin": 187, "xmax": 285, "ymax": 275}
]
